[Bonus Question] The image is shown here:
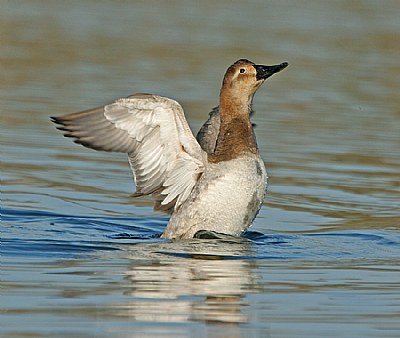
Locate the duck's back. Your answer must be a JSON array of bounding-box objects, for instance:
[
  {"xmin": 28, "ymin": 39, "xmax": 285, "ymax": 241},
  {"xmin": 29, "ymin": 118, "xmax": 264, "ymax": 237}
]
[{"xmin": 196, "ymin": 107, "xmax": 220, "ymax": 154}]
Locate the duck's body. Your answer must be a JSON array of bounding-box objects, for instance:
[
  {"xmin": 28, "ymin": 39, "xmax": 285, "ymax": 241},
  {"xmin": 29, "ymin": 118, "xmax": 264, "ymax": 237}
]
[
  {"xmin": 163, "ymin": 153, "xmax": 266, "ymax": 238},
  {"xmin": 52, "ymin": 59, "xmax": 288, "ymax": 239}
]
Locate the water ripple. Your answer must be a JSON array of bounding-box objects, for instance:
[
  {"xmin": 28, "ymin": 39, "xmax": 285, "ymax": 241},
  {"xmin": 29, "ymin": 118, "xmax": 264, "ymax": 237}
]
[{"xmin": 2, "ymin": 208, "xmax": 399, "ymax": 263}]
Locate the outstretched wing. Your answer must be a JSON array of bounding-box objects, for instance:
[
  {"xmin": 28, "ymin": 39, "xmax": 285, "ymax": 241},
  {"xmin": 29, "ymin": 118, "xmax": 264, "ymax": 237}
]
[{"xmin": 51, "ymin": 93, "xmax": 206, "ymax": 213}]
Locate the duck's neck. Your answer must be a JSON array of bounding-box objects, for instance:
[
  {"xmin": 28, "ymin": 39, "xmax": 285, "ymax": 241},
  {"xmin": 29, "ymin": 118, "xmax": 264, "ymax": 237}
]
[{"xmin": 208, "ymin": 87, "xmax": 258, "ymax": 163}]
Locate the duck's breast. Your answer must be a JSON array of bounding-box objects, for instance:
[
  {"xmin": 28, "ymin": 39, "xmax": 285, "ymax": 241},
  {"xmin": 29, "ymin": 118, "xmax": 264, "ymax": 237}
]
[{"xmin": 162, "ymin": 153, "xmax": 267, "ymax": 239}]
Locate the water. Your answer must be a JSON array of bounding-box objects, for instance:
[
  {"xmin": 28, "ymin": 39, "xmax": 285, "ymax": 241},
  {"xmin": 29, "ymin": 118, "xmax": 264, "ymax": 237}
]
[{"xmin": 1, "ymin": 1, "xmax": 400, "ymax": 337}]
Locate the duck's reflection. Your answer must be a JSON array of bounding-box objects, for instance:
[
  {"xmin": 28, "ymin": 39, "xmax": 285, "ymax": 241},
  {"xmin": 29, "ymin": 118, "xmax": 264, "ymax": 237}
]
[{"xmin": 120, "ymin": 238, "xmax": 260, "ymax": 326}]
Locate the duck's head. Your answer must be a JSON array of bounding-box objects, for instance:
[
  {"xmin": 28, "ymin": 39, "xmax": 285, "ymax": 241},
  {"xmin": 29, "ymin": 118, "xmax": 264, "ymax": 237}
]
[{"xmin": 221, "ymin": 59, "xmax": 288, "ymax": 104}]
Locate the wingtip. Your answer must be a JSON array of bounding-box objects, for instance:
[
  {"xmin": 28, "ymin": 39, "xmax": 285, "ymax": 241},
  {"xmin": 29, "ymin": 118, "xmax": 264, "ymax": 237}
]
[{"xmin": 50, "ymin": 115, "xmax": 64, "ymax": 125}]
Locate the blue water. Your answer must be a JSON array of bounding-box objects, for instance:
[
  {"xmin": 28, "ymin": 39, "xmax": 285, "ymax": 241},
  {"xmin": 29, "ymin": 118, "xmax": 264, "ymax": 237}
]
[
  {"xmin": 3, "ymin": 208, "xmax": 400, "ymax": 338},
  {"xmin": 2, "ymin": 208, "xmax": 399, "ymax": 262}
]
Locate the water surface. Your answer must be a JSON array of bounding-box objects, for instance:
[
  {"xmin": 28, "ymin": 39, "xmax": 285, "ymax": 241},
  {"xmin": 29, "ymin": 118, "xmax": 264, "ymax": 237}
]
[{"xmin": 2, "ymin": 1, "xmax": 400, "ymax": 337}]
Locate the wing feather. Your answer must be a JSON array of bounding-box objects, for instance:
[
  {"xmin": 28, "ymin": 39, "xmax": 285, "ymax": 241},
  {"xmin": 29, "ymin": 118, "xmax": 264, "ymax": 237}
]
[{"xmin": 52, "ymin": 94, "xmax": 206, "ymax": 212}]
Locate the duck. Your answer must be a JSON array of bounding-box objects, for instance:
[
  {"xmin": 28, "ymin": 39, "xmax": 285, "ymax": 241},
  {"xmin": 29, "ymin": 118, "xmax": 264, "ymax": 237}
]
[{"xmin": 51, "ymin": 59, "xmax": 288, "ymax": 239}]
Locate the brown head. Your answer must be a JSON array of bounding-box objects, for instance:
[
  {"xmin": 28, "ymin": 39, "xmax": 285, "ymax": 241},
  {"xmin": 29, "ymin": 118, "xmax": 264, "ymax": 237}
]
[
  {"xmin": 220, "ymin": 59, "xmax": 288, "ymax": 115},
  {"xmin": 209, "ymin": 59, "xmax": 288, "ymax": 162}
]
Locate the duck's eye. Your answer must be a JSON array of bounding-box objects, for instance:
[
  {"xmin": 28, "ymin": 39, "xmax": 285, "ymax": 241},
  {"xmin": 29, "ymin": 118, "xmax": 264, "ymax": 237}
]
[{"xmin": 239, "ymin": 68, "xmax": 246, "ymax": 74}]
